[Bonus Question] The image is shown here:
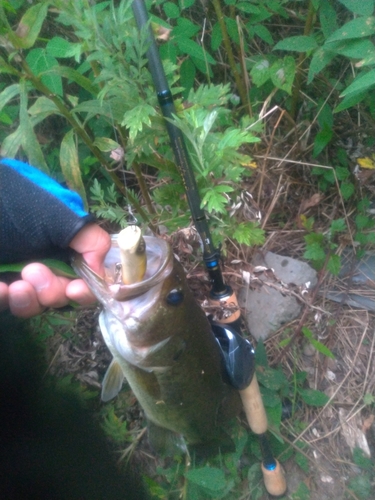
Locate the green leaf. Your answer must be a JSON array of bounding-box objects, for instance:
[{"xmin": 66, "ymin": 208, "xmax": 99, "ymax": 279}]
[
  {"xmin": 290, "ymin": 481, "xmax": 310, "ymax": 499},
  {"xmin": 253, "ymin": 24, "xmax": 274, "ymax": 45},
  {"xmin": 327, "ymin": 254, "xmax": 341, "ymax": 276},
  {"xmin": 176, "ymin": 37, "xmax": 216, "ymax": 64},
  {"xmin": 0, "ymin": 259, "xmax": 77, "ymax": 278},
  {"xmin": 335, "ymin": 167, "xmax": 349, "ymax": 181},
  {"xmin": 163, "ymin": 2, "xmax": 180, "ymax": 18},
  {"xmin": 304, "ymin": 232, "xmax": 324, "ymax": 246},
  {"xmin": 28, "ymin": 96, "xmax": 60, "ymax": 119},
  {"xmin": 325, "ymin": 39, "xmax": 375, "ymax": 61},
  {"xmin": 363, "ymin": 393, "xmax": 375, "ymax": 405},
  {"xmin": 266, "ymin": 401, "xmax": 282, "ymax": 431},
  {"xmin": 211, "ymin": 22, "xmax": 223, "ymax": 51},
  {"xmin": 274, "ymin": 36, "xmax": 318, "ymax": 52},
  {"xmin": 101, "ymin": 406, "xmax": 129, "ymax": 444},
  {"xmin": 0, "ymin": 126, "xmax": 23, "ymax": 158},
  {"xmin": 353, "ymin": 448, "xmax": 374, "ymax": 470},
  {"xmin": 255, "ymin": 340, "xmax": 269, "ymax": 367},
  {"xmin": 225, "ymin": 16, "xmax": 240, "ymax": 45},
  {"xmin": 45, "ymin": 64, "xmax": 99, "ymax": 96},
  {"xmin": 303, "ymin": 242, "xmax": 326, "ymax": 261},
  {"xmin": 318, "ymin": 102, "xmax": 333, "ymax": 129},
  {"xmin": 19, "ymin": 80, "xmax": 49, "ymax": 172},
  {"xmin": 301, "ymin": 327, "xmax": 335, "ymax": 357},
  {"xmin": 10, "ymin": 2, "xmax": 48, "ymax": 49},
  {"xmin": 121, "ymin": 103, "xmax": 157, "ymax": 142},
  {"xmin": 180, "ymin": 58, "xmax": 196, "ymax": 98},
  {"xmin": 260, "ymin": 387, "xmax": 281, "ymax": 408},
  {"xmin": 60, "ymin": 130, "xmax": 88, "ymax": 208},
  {"xmin": 295, "ymin": 452, "xmax": 309, "ymax": 473},
  {"xmin": 26, "ymin": 48, "xmax": 63, "ymax": 96},
  {"xmin": 313, "ymin": 124, "xmax": 333, "ymax": 157},
  {"xmin": 355, "ymin": 213, "xmax": 372, "ymax": 230},
  {"xmin": 232, "ymin": 222, "xmax": 265, "ymax": 246},
  {"xmin": 348, "ymin": 474, "xmax": 372, "ymax": 499},
  {"xmin": 319, "ymin": 1, "xmax": 339, "ymax": 38},
  {"xmin": 0, "ymin": 56, "xmax": 19, "ymax": 76},
  {"xmin": 0, "ymin": 83, "xmax": 20, "ymax": 113},
  {"xmin": 250, "ymin": 58, "xmax": 271, "ymax": 87},
  {"xmin": 46, "ymin": 36, "xmax": 81, "ymax": 60},
  {"xmin": 257, "ymin": 366, "xmax": 288, "ymax": 391},
  {"xmin": 338, "ymin": 0, "xmax": 375, "ymax": 16},
  {"xmin": 185, "ymin": 466, "xmax": 227, "ymax": 492},
  {"xmin": 93, "ymin": 137, "xmax": 121, "ymax": 152},
  {"xmin": 237, "ymin": 3, "xmax": 261, "ymax": 14},
  {"xmin": 172, "ymin": 18, "xmax": 200, "ymax": 39},
  {"xmin": 201, "ymin": 186, "xmax": 232, "ymax": 214},
  {"xmin": 347, "ymin": 185, "xmax": 364, "ymax": 205},
  {"xmin": 340, "ymin": 70, "xmax": 375, "ymax": 97},
  {"xmin": 334, "ymin": 91, "xmax": 367, "ymax": 112},
  {"xmin": 330, "ymin": 218, "xmax": 346, "ymax": 233},
  {"xmin": 0, "ymin": 110, "xmax": 13, "ymax": 125},
  {"xmin": 326, "ymin": 16, "xmax": 375, "ymax": 44},
  {"xmin": 179, "ymin": 0, "xmax": 195, "ymax": 9},
  {"xmin": 298, "ymin": 388, "xmax": 330, "ymax": 406},
  {"xmin": 308, "ymin": 48, "xmax": 335, "ymax": 83},
  {"xmin": 270, "ymin": 56, "xmax": 296, "ymax": 94}
]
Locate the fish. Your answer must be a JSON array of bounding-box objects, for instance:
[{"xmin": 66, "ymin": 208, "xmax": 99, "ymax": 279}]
[{"xmin": 72, "ymin": 233, "xmax": 241, "ymax": 453}]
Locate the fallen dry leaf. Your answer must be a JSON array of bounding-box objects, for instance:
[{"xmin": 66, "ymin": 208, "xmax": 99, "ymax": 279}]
[
  {"xmin": 299, "ymin": 193, "xmax": 322, "ymax": 213},
  {"xmin": 362, "ymin": 414, "xmax": 374, "ymax": 432}
]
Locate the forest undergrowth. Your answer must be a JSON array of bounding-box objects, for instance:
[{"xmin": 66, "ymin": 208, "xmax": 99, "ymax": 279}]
[{"xmin": 1, "ymin": 0, "xmax": 375, "ymax": 498}]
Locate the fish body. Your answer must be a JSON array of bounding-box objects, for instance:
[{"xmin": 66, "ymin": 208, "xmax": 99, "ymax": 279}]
[{"xmin": 73, "ymin": 235, "xmax": 241, "ymax": 449}]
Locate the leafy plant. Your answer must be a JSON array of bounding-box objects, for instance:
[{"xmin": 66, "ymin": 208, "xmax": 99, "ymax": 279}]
[
  {"xmin": 347, "ymin": 448, "xmax": 375, "ymax": 500},
  {"xmin": 302, "ymin": 217, "xmax": 347, "ymax": 275},
  {"xmin": 0, "ymin": 0, "xmax": 264, "ymax": 248}
]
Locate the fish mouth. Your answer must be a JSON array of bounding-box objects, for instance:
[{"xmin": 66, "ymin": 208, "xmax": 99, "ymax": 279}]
[
  {"xmin": 107, "ymin": 235, "xmax": 173, "ymax": 300},
  {"xmin": 72, "ymin": 235, "xmax": 174, "ymax": 303}
]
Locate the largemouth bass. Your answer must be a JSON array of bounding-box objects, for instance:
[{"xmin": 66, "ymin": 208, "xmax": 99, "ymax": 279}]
[{"xmin": 72, "ymin": 234, "xmax": 241, "ymax": 452}]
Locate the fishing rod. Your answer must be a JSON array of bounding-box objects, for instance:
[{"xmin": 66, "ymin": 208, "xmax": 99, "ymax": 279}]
[{"xmin": 131, "ymin": 0, "xmax": 286, "ymax": 496}]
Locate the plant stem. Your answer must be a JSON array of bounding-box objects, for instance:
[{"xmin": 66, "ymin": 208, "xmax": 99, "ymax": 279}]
[
  {"xmin": 132, "ymin": 161, "xmax": 157, "ymax": 215},
  {"xmin": 211, "ymin": 0, "xmax": 250, "ymax": 113},
  {"xmin": 290, "ymin": 1, "xmax": 316, "ymax": 119},
  {"xmin": 116, "ymin": 126, "xmax": 157, "ymax": 219}
]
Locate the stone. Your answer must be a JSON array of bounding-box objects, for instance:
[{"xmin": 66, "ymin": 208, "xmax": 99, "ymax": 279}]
[{"xmin": 239, "ymin": 252, "xmax": 318, "ymax": 340}]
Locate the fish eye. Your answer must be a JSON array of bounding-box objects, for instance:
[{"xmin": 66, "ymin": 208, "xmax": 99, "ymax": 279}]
[{"xmin": 166, "ymin": 288, "xmax": 184, "ymax": 306}]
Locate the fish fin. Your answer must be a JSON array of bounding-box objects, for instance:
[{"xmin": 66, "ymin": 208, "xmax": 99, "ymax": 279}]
[
  {"xmin": 147, "ymin": 420, "xmax": 187, "ymax": 457},
  {"xmin": 101, "ymin": 359, "xmax": 124, "ymax": 402}
]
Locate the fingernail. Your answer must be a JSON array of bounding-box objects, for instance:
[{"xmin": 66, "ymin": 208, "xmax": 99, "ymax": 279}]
[
  {"xmin": 10, "ymin": 292, "xmax": 31, "ymax": 309},
  {"xmin": 25, "ymin": 270, "xmax": 50, "ymax": 292}
]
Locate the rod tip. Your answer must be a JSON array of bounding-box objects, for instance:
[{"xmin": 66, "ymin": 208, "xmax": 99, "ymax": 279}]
[{"xmin": 261, "ymin": 460, "xmax": 287, "ymax": 497}]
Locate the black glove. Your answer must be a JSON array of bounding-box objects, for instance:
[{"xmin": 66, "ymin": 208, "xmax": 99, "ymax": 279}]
[{"xmin": 0, "ymin": 158, "xmax": 94, "ymax": 264}]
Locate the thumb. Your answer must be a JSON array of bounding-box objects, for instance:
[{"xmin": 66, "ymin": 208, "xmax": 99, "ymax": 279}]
[{"xmin": 69, "ymin": 224, "xmax": 111, "ymax": 276}]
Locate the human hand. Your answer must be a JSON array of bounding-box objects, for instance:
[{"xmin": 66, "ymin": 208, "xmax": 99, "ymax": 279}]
[{"xmin": 0, "ymin": 224, "xmax": 111, "ymax": 318}]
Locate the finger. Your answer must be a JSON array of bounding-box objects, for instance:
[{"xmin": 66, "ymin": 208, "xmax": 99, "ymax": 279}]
[
  {"xmin": 21, "ymin": 263, "xmax": 71, "ymax": 309},
  {"xmin": 69, "ymin": 224, "xmax": 111, "ymax": 276},
  {"xmin": 0, "ymin": 282, "xmax": 9, "ymax": 312},
  {"xmin": 8, "ymin": 280, "xmax": 44, "ymax": 318},
  {"xmin": 66, "ymin": 279, "xmax": 97, "ymax": 306}
]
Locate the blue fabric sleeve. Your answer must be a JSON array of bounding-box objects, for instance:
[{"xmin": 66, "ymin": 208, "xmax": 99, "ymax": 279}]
[
  {"xmin": 1, "ymin": 158, "xmax": 88, "ymax": 217},
  {"xmin": 0, "ymin": 158, "xmax": 95, "ymax": 264}
]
